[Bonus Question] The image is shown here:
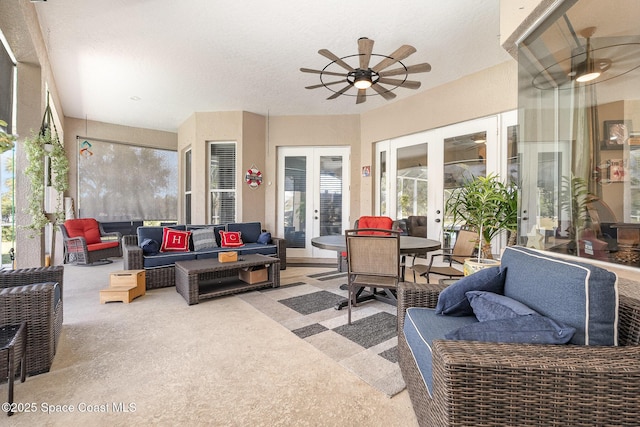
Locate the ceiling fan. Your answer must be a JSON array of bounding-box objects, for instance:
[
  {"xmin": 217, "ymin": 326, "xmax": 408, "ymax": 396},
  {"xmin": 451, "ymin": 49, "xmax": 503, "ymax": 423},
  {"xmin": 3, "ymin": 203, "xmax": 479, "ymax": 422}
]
[{"xmin": 300, "ymin": 37, "xmax": 431, "ymax": 104}]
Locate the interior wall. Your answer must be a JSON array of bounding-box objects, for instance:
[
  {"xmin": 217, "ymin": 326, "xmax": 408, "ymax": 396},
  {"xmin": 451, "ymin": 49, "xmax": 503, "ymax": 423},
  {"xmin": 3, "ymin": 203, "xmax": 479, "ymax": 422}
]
[
  {"xmin": 1, "ymin": 0, "xmax": 67, "ymax": 268},
  {"xmin": 241, "ymin": 112, "xmax": 266, "ymax": 224}
]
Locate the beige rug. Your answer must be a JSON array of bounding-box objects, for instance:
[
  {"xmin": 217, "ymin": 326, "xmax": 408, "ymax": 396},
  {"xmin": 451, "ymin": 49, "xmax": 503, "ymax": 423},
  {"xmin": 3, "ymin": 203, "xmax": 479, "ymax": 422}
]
[{"xmin": 239, "ymin": 270, "xmax": 406, "ymax": 397}]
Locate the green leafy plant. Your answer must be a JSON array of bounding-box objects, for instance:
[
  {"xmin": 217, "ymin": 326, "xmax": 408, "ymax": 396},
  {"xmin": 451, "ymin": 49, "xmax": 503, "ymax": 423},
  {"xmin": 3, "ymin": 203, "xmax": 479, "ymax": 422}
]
[
  {"xmin": 23, "ymin": 125, "xmax": 69, "ymax": 237},
  {"xmin": 445, "ymin": 173, "xmax": 518, "ymax": 259},
  {"xmin": 0, "ymin": 119, "xmax": 15, "ymax": 154}
]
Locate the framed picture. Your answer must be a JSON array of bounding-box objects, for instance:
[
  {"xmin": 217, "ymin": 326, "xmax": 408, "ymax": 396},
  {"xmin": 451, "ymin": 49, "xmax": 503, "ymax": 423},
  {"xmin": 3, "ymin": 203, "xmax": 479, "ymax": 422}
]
[{"xmin": 602, "ymin": 120, "xmax": 630, "ymax": 149}]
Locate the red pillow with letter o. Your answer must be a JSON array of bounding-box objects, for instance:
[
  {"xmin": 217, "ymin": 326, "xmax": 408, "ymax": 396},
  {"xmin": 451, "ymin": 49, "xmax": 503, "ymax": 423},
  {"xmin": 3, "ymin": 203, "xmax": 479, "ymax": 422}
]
[
  {"xmin": 160, "ymin": 228, "xmax": 191, "ymax": 252},
  {"xmin": 220, "ymin": 231, "xmax": 244, "ymax": 248}
]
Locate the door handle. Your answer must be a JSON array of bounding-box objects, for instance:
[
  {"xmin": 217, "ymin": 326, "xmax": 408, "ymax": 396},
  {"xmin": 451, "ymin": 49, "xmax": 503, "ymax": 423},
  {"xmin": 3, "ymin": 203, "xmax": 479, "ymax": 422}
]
[{"xmin": 435, "ymin": 218, "xmax": 441, "ymax": 223}]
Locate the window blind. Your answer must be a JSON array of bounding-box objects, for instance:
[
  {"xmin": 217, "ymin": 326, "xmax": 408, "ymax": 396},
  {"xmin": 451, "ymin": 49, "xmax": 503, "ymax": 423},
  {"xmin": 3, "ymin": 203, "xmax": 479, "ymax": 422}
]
[{"xmin": 77, "ymin": 138, "xmax": 177, "ymax": 222}]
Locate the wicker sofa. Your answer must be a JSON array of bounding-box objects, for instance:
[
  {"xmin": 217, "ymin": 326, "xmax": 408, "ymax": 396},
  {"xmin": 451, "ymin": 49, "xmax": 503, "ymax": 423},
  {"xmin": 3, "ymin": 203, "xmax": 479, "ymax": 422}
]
[
  {"xmin": 398, "ymin": 246, "xmax": 640, "ymax": 427},
  {"xmin": 123, "ymin": 222, "xmax": 286, "ymax": 290},
  {"xmin": 0, "ymin": 266, "xmax": 64, "ymax": 376}
]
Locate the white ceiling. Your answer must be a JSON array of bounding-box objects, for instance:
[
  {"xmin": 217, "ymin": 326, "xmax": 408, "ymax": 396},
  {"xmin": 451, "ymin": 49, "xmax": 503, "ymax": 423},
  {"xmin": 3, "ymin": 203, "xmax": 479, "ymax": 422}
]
[{"xmin": 33, "ymin": 0, "xmax": 513, "ymax": 132}]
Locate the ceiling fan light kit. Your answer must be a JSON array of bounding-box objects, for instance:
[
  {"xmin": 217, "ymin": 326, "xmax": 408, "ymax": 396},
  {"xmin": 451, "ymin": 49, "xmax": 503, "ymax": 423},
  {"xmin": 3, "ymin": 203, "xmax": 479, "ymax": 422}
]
[{"xmin": 301, "ymin": 37, "xmax": 431, "ymax": 104}]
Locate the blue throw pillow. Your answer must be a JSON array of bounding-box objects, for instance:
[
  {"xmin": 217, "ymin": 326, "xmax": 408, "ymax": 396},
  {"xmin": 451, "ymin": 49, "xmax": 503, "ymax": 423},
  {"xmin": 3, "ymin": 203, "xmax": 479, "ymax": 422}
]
[
  {"xmin": 435, "ymin": 267, "xmax": 506, "ymax": 316},
  {"xmin": 466, "ymin": 291, "xmax": 537, "ymax": 322},
  {"xmin": 444, "ymin": 314, "xmax": 576, "ymax": 344},
  {"xmin": 257, "ymin": 231, "xmax": 271, "ymax": 245},
  {"xmin": 140, "ymin": 238, "xmax": 160, "ymax": 256}
]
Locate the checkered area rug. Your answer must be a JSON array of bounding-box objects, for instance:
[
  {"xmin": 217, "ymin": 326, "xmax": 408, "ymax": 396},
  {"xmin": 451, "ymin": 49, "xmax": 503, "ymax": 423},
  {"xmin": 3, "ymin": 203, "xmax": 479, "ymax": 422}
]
[{"xmin": 238, "ymin": 270, "xmax": 405, "ymax": 397}]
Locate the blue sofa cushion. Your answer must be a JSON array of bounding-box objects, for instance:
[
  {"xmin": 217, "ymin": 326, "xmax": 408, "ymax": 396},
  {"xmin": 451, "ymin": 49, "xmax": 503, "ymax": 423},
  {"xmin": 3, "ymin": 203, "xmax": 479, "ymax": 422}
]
[
  {"xmin": 444, "ymin": 314, "xmax": 576, "ymax": 344},
  {"xmin": 138, "ymin": 225, "xmax": 186, "ymax": 246},
  {"xmin": 435, "ymin": 267, "xmax": 506, "ymax": 316},
  {"xmin": 466, "ymin": 291, "xmax": 537, "ymax": 322},
  {"xmin": 403, "ymin": 307, "xmax": 477, "ymax": 396},
  {"xmin": 500, "ymin": 246, "xmax": 618, "ymax": 345},
  {"xmin": 142, "ymin": 251, "xmax": 195, "ymax": 268},
  {"xmin": 227, "ymin": 222, "xmax": 262, "ymax": 244},
  {"xmin": 140, "ymin": 238, "xmax": 160, "ymax": 256},
  {"xmin": 237, "ymin": 243, "xmax": 277, "ymax": 256}
]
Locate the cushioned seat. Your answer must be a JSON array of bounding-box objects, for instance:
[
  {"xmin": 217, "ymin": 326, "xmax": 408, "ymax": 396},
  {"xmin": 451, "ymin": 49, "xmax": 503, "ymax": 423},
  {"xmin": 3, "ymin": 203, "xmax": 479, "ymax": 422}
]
[
  {"xmin": 60, "ymin": 218, "xmax": 122, "ymax": 265},
  {"xmin": 403, "ymin": 307, "xmax": 477, "ymax": 394}
]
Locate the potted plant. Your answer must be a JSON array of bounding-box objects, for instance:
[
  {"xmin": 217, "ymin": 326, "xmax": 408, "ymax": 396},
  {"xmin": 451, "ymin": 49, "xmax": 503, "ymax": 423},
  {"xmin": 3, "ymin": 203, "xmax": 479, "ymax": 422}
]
[
  {"xmin": 445, "ymin": 173, "xmax": 518, "ymax": 274},
  {"xmin": 23, "ymin": 103, "xmax": 69, "ymax": 238}
]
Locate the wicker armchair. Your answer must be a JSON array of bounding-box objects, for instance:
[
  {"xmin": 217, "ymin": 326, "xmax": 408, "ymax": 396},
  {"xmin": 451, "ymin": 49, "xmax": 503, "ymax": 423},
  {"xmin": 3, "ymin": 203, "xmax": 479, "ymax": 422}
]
[
  {"xmin": 60, "ymin": 218, "xmax": 122, "ymax": 265},
  {"xmin": 0, "ymin": 266, "xmax": 64, "ymax": 376},
  {"xmin": 397, "ymin": 279, "xmax": 640, "ymax": 427}
]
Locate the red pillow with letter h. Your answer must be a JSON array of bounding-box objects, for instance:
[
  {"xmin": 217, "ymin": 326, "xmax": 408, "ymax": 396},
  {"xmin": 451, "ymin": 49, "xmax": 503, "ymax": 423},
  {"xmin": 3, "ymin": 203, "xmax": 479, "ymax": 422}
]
[{"xmin": 160, "ymin": 228, "xmax": 191, "ymax": 252}]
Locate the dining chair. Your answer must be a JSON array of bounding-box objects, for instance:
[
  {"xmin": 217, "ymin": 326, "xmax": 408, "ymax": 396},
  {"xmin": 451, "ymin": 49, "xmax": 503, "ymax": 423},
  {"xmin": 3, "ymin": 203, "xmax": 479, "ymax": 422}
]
[
  {"xmin": 345, "ymin": 228, "xmax": 401, "ymax": 324},
  {"xmin": 411, "ymin": 229, "xmax": 477, "ymax": 282}
]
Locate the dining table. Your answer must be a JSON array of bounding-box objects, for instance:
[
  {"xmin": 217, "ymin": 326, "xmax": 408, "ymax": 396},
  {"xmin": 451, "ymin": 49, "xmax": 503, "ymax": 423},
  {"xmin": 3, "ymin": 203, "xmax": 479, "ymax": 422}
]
[{"xmin": 311, "ymin": 234, "xmax": 441, "ymax": 309}]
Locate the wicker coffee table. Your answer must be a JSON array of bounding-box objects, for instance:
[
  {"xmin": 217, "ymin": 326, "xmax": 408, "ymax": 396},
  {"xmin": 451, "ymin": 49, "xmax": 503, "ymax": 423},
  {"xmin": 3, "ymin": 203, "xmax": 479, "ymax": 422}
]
[{"xmin": 175, "ymin": 254, "xmax": 280, "ymax": 305}]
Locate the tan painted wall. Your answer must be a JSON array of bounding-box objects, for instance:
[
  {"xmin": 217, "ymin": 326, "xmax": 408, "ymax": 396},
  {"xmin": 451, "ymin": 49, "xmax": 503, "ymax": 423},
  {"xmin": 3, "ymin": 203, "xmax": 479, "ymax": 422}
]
[
  {"xmin": 2, "ymin": 0, "xmax": 67, "ymax": 268},
  {"xmin": 177, "ymin": 111, "xmax": 268, "ymax": 226}
]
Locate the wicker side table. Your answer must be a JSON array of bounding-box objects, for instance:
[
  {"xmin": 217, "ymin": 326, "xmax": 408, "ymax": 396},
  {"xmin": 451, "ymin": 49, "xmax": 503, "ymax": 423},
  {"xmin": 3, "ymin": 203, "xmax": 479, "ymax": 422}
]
[{"xmin": 1, "ymin": 322, "xmax": 27, "ymax": 416}]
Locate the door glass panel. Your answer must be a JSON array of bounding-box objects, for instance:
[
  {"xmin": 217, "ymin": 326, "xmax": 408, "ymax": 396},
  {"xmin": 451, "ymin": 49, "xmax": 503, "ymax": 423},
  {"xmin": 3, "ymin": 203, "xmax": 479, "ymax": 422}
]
[
  {"xmin": 443, "ymin": 131, "xmax": 487, "ymax": 230},
  {"xmin": 396, "ymin": 143, "xmax": 428, "ymax": 218},
  {"xmin": 319, "ymin": 156, "xmax": 343, "ymax": 236},
  {"xmin": 379, "ymin": 150, "xmax": 387, "ymax": 215},
  {"xmin": 284, "ymin": 156, "xmax": 306, "ymax": 248}
]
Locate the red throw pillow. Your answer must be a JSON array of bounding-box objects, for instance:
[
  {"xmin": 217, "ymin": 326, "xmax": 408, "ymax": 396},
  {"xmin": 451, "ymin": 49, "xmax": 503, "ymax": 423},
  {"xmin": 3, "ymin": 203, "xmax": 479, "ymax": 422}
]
[
  {"xmin": 220, "ymin": 231, "xmax": 244, "ymax": 247},
  {"xmin": 160, "ymin": 228, "xmax": 191, "ymax": 252}
]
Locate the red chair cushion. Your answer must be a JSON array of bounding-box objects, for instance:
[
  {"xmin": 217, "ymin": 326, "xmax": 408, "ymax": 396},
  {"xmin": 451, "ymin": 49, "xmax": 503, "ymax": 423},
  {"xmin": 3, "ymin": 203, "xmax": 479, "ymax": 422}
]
[
  {"xmin": 64, "ymin": 218, "xmax": 102, "ymax": 245},
  {"xmin": 87, "ymin": 241, "xmax": 120, "ymax": 252},
  {"xmin": 356, "ymin": 216, "xmax": 394, "ymax": 235}
]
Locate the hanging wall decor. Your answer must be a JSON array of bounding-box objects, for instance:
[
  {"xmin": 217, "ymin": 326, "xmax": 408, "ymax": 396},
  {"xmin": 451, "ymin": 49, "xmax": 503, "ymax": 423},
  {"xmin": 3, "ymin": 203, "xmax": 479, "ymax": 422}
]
[{"xmin": 245, "ymin": 165, "xmax": 263, "ymax": 189}]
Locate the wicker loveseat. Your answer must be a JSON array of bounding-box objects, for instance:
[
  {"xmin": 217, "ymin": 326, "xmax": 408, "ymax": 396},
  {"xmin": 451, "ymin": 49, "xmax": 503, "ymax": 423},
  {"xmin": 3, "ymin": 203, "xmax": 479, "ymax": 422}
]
[
  {"xmin": 0, "ymin": 266, "xmax": 64, "ymax": 376},
  {"xmin": 123, "ymin": 222, "xmax": 286, "ymax": 290},
  {"xmin": 398, "ymin": 247, "xmax": 640, "ymax": 427}
]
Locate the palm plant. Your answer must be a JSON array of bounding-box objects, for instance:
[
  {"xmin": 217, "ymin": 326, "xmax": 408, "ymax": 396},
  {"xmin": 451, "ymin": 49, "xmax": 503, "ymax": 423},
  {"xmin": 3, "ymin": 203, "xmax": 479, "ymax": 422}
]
[{"xmin": 446, "ymin": 173, "xmax": 518, "ymax": 260}]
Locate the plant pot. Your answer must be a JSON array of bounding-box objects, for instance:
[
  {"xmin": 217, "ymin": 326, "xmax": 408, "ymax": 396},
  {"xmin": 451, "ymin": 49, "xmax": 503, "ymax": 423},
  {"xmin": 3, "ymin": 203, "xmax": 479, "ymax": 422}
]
[{"xmin": 463, "ymin": 258, "xmax": 501, "ymax": 276}]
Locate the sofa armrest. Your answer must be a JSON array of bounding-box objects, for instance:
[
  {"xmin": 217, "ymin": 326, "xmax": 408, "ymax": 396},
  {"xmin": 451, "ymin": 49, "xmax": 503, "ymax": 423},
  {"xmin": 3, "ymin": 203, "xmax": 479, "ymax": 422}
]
[
  {"xmin": 271, "ymin": 236, "xmax": 287, "ymax": 270},
  {"xmin": 397, "ymin": 281, "xmax": 449, "ymax": 330},
  {"xmin": 123, "ymin": 238, "xmax": 144, "ymax": 270},
  {"xmin": 428, "ymin": 339, "xmax": 640, "ymax": 425}
]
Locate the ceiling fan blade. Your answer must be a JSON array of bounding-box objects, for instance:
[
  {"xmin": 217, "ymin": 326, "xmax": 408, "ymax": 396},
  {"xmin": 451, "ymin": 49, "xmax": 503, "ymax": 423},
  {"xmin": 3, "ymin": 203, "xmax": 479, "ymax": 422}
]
[
  {"xmin": 305, "ymin": 80, "xmax": 347, "ymax": 90},
  {"xmin": 300, "ymin": 68, "xmax": 347, "ymax": 78},
  {"xmin": 318, "ymin": 49, "xmax": 355, "ymax": 72},
  {"xmin": 327, "ymin": 84, "xmax": 353, "ymax": 100},
  {"xmin": 379, "ymin": 62, "xmax": 432, "ymax": 77},
  {"xmin": 358, "ymin": 37, "xmax": 374, "ymax": 70},
  {"xmin": 371, "ymin": 83, "xmax": 397, "ymax": 101},
  {"xmin": 356, "ymin": 89, "xmax": 367, "ymax": 104},
  {"xmin": 372, "ymin": 45, "xmax": 417, "ymax": 72},
  {"xmin": 377, "ymin": 77, "xmax": 421, "ymax": 89}
]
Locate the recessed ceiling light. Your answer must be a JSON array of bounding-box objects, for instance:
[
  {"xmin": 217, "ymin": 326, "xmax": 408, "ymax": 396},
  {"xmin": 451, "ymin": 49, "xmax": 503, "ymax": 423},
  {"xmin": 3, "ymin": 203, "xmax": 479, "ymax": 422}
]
[{"xmin": 130, "ymin": 96, "xmax": 141, "ymax": 101}]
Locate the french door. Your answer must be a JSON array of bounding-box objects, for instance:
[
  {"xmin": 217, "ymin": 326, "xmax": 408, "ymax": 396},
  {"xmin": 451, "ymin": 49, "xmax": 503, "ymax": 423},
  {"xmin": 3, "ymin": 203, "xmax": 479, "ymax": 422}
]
[
  {"xmin": 277, "ymin": 146, "xmax": 350, "ymax": 258},
  {"xmin": 375, "ymin": 113, "xmax": 516, "ymax": 250}
]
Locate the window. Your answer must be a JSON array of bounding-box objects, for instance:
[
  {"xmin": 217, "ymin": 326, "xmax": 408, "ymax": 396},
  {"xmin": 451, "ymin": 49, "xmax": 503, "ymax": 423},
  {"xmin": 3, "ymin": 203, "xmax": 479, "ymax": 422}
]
[
  {"xmin": 184, "ymin": 148, "xmax": 191, "ymax": 224},
  {"xmin": 209, "ymin": 142, "xmax": 236, "ymax": 224},
  {"xmin": 517, "ymin": 0, "xmax": 640, "ymax": 268},
  {"xmin": 77, "ymin": 139, "xmax": 178, "ymax": 221}
]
